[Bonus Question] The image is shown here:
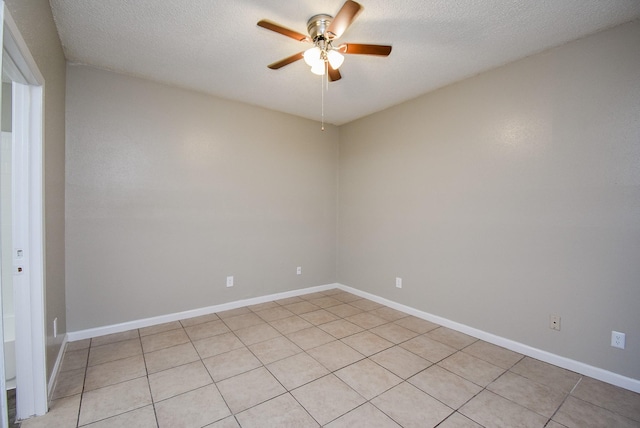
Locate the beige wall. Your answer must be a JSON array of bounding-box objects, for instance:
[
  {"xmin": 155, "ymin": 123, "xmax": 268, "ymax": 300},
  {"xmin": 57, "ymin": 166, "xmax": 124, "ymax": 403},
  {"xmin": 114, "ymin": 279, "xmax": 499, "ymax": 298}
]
[
  {"xmin": 65, "ymin": 65, "xmax": 338, "ymax": 330},
  {"xmin": 5, "ymin": 0, "xmax": 67, "ymax": 379},
  {"xmin": 338, "ymin": 21, "xmax": 640, "ymax": 380}
]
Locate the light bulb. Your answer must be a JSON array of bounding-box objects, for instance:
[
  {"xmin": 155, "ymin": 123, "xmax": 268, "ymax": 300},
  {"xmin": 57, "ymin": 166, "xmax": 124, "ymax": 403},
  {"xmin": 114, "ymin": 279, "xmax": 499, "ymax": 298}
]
[
  {"xmin": 327, "ymin": 50, "xmax": 344, "ymax": 69},
  {"xmin": 304, "ymin": 47, "xmax": 322, "ymax": 67},
  {"xmin": 311, "ymin": 61, "xmax": 326, "ymax": 75}
]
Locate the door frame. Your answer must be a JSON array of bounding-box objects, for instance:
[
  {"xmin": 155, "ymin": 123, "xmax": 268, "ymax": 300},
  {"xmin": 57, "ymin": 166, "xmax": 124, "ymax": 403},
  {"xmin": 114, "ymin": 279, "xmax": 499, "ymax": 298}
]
[{"xmin": 2, "ymin": 2, "xmax": 47, "ymax": 421}]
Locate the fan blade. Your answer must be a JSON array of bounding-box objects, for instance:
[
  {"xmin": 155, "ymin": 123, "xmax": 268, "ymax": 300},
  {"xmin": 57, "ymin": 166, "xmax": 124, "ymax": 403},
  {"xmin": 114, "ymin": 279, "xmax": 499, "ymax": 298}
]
[
  {"xmin": 268, "ymin": 52, "xmax": 304, "ymax": 69},
  {"xmin": 327, "ymin": 0, "xmax": 363, "ymax": 39},
  {"xmin": 257, "ymin": 20, "xmax": 309, "ymax": 42},
  {"xmin": 328, "ymin": 65, "xmax": 342, "ymax": 82},
  {"xmin": 341, "ymin": 43, "xmax": 392, "ymax": 56}
]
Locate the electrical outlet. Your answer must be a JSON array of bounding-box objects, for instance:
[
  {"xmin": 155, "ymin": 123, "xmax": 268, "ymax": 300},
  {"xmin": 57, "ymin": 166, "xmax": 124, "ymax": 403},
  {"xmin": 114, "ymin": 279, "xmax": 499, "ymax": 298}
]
[
  {"xmin": 549, "ymin": 315, "xmax": 561, "ymax": 331},
  {"xmin": 611, "ymin": 331, "xmax": 625, "ymax": 349},
  {"xmin": 226, "ymin": 276, "xmax": 234, "ymax": 287},
  {"xmin": 297, "ymin": 266, "xmax": 302, "ymax": 275},
  {"xmin": 395, "ymin": 277, "xmax": 402, "ymax": 289}
]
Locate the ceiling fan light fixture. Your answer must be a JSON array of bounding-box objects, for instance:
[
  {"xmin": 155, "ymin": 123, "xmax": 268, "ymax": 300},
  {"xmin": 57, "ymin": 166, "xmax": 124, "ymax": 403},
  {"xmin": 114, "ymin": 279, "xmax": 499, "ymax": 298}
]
[
  {"xmin": 303, "ymin": 47, "xmax": 322, "ymax": 67},
  {"xmin": 326, "ymin": 49, "xmax": 344, "ymax": 69},
  {"xmin": 310, "ymin": 61, "xmax": 326, "ymax": 75}
]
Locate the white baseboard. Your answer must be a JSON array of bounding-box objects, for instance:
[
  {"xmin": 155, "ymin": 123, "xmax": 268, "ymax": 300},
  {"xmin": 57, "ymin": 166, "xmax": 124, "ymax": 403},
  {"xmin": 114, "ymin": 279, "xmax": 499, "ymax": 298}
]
[
  {"xmin": 47, "ymin": 333, "xmax": 68, "ymax": 400},
  {"xmin": 334, "ymin": 283, "xmax": 640, "ymax": 394},
  {"xmin": 66, "ymin": 282, "xmax": 639, "ymax": 394},
  {"xmin": 67, "ymin": 283, "xmax": 339, "ymax": 342}
]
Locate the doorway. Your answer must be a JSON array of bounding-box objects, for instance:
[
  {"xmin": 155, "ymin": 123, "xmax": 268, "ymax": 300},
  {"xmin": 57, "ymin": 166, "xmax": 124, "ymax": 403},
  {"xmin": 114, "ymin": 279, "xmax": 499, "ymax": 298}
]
[{"xmin": 0, "ymin": 3, "xmax": 47, "ymax": 426}]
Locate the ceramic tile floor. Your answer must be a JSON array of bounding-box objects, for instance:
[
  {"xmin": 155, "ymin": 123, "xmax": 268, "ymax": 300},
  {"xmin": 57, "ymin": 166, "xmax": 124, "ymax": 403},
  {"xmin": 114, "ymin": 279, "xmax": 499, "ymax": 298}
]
[{"xmin": 21, "ymin": 289, "xmax": 640, "ymax": 427}]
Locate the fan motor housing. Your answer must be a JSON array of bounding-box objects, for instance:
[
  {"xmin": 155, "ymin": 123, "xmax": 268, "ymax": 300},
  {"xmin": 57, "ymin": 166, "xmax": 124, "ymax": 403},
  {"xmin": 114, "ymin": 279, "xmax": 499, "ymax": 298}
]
[{"xmin": 307, "ymin": 14, "xmax": 333, "ymax": 40}]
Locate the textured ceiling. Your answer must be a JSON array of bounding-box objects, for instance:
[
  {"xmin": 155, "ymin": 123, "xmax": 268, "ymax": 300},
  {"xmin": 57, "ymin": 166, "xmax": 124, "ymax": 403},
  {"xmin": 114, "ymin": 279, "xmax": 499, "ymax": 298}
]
[{"xmin": 50, "ymin": 0, "xmax": 640, "ymax": 125}]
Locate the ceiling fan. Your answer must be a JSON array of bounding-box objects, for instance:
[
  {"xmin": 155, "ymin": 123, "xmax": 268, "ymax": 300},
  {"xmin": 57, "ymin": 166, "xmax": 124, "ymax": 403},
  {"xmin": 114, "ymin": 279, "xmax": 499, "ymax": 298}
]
[{"xmin": 257, "ymin": 0, "xmax": 392, "ymax": 82}]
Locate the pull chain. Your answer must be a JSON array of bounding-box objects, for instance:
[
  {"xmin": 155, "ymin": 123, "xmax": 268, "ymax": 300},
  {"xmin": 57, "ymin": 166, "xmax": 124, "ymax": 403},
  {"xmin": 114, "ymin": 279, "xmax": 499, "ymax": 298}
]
[{"xmin": 321, "ymin": 64, "xmax": 325, "ymax": 131}]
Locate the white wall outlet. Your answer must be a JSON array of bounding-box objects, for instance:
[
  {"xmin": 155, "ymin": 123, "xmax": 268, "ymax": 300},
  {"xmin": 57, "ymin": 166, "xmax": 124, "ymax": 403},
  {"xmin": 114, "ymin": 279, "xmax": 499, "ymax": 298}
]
[
  {"xmin": 549, "ymin": 315, "xmax": 561, "ymax": 331},
  {"xmin": 611, "ymin": 331, "xmax": 625, "ymax": 349},
  {"xmin": 395, "ymin": 277, "xmax": 402, "ymax": 289},
  {"xmin": 226, "ymin": 276, "xmax": 234, "ymax": 287},
  {"xmin": 53, "ymin": 317, "xmax": 58, "ymax": 338},
  {"xmin": 297, "ymin": 266, "xmax": 302, "ymax": 275}
]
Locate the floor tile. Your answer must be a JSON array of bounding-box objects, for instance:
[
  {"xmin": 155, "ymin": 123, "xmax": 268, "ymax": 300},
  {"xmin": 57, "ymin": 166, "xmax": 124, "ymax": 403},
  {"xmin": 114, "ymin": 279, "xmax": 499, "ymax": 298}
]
[
  {"xmin": 155, "ymin": 384, "xmax": 231, "ymax": 428},
  {"xmin": 291, "ymin": 374, "xmax": 366, "ymax": 426},
  {"xmin": 300, "ymin": 309, "xmax": 340, "ymax": 325},
  {"xmin": 141, "ymin": 328, "xmax": 189, "ymax": 353},
  {"xmin": 139, "ymin": 320, "xmax": 183, "ymax": 337},
  {"xmin": 307, "ymin": 340, "xmax": 365, "ymax": 371},
  {"xmin": 348, "ymin": 298, "xmax": 384, "ymax": 311},
  {"xmin": 325, "ymin": 402, "xmax": 400, "ymax": 428},
  {"xmin": 148, "ymin": 360, "xmax": 212, "ymax": 401},
  {"xmin": 438, "ymin": 352, "xmax": 505, "ymax": 387},
  {"xmin": 192, "ymin": 331, "xmax": 244, "ymax": 359},
  {"xmin": 571, "ymin": 376, "xmax": 640, "ymax": 422},
  {"xmin": 234, "ymin": 322, "xmax": 281, "ymax": 345},
  {"xmin": 255, "ymin": 306, "xmax": 295, "ymax": 322},
  {"xmin": 306, "ymin": 296, "xmax": 342, "ymax": 308},
  {"xmin": 66, "ymin": 339, "xmax": 91, "ymax": 352},
  {"xmin": 206, "ymin": 416, "xmax": 241, "ymax": 428},
  {"xmin": 552, "ymin": 396, "xmax": 640, "ymax": 428},
  {"xmin": 370, "ymin": 346, "xmax": 431, "ymax": 379},
  {"xmin": 274, "ymin": 296, "xmax": 305, "ymax": 305},
  {"xmin": 82, "ymin": 405, "xmax": 157, "ymax": 427},
  {"xmin": 345, "ymin": 312, "xmax": 389, "ymax": 329},
  {"xmin": 248, "ymin": 336, "xmax": 302, "ymax": 365},
  {"xmin": 459, "ymin": 390, "xmax": 547, "ymax": 428},
  {"xmin": 60, "ymin": 348, "xmax": 89, "ymax": 372},
  {"xmin": 393, "ymin": 316, "xmax": 439, "ymax": 334},
  {"xmin": 437, "ymin": 412, "xmax": 483, "ymax": 428},
  {"xmin": 341, "ymin": 331, "xmax": 394, "ymax": 356},
  {"xmin": 400, "ymin": 334, "xmax": 457, "ymax": 363},
  {"xmin": 462, "ymin": 340, "xmax": 523, "ymax": 369},
  {"xmin": 487, "ymin": 371, "xmax": 567, "ymax": 417},
  {"xmin": 370, "ymin": 323, "xmax": 418, "ymax": 344},
  {"xmin": 335, "ymin": 359, "xmax": 402, "ymax": 400},
  {"xmin": 369, "ymin": 307, "xmax": 408, "ymax": 322},
  {"xmin": 78, "ymin": 377, "xmax": 152, "ymax": 426},
  {"xmin": 286, "ymin": 326, "xmax": 335, "ymax": 350},
  {"xmin": 202, "ymin": 347, "xmax": 261, "ymax": 381},
  {"xmin": 269, "ymin": 315, "xmax": 313, "ymax": 334},
  {"xmin": 283, "ymin": 301, "xmax": 321, "ymax": 315},
  {"xmin": 331, "ymin": 292, "xmax": 362, "ymax": 303},
  {"xmin": 216, "ymin": 307, "xmax": 252, "ymax": 319},
  {"xmin": 371, "ymin": 382, "xmax": 453, "ymax": 428},
  {"xmin": 326, "ymin": 303, "xmax": 363, "ymax": 318},
  {"xmin": 84, "ymin": 354, "xmax": 146, "ymax": 391},
  {"xmin": 235, "ymin": 393, "xmax": 319, "ymax": 428},
  {"xmin": 267, "ymin": 352, "xmax": 329, "ymax": 390},
  {"xmin": 318, "ymin": 319, "xmax": 364, "ymax": 339},
  {"xmin": 510, "ymin": 357, "xmax": 581, "ymax": 393},
  {"xmin": 145, "ymin": 342, "xmax": 201, "ymax": 373},
  {"xmin": 51, "ymin": 368, "xmax": 85, "ymax": 399},
  {"xmin": 184, "ymin": 320, "xmax": 230, "ymax": 341},
  {"xmin": 88, "ymin": 338, "xmax": 142, "ymax": 366},
  {"xmin": 90, "ymin": 330, "xmax": 140, "ymax": 347},
  {"xmin": 222, "ymin": 313, "xmax": 265, "ymax": 331},
  {"xmin": 20, "ymin": 394, "xmax": 81, "ymax": 428},
  {"xmin": 409, "ymin": 365, "xmax": 482, "ymax": 409},
  {"xmin": 426, "ymin": 327, "xmax": 477, "ymax": 349},
  {"xmin": 179, "ymin": 312, "xmax": 219, "ymax": 328},
  {"xmin": 247, "ymin": 301, "xmax": 280, "ymax": 312},
  {"xmin": 217, "ymin": 367, "xmax": 286, "ymax": 413}
]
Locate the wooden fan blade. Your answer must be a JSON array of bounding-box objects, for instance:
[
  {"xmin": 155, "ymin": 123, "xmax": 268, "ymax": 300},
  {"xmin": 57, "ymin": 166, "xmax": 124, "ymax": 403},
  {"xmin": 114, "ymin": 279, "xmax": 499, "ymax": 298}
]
[
  {"xmin": 328, "ymin": 65, "xmax": 342, "ymax": 82},
  {"xmin": 257, "ymin": 20, "xmax": 309, "ymax": 42},
  {"xmin": 341, "ymin": 43, "xmax": 392, "ymax": 56},
  {"xmin": 268, "ymin": 52, "xmax": 304, "ymax": 69},
  {"xmin": 327, "ymin": 0, "xmax": 363, "ymax": 39}
]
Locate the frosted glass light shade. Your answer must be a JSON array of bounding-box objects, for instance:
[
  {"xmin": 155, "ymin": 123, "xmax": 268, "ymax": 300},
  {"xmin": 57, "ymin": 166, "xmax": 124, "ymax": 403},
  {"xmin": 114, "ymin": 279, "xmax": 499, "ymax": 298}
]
[
  {"xmin": 311, "ymin": 61, "xmax": 326, "ymax": 75},
  {"xmin": 304, "ymin": 47, "xmax": 322, "ymax": 67},
  {"xmin": 327, "ymin": 50, "xmax": 344, "ymax": 69}
]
